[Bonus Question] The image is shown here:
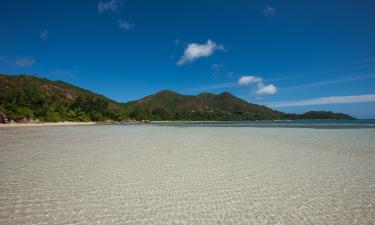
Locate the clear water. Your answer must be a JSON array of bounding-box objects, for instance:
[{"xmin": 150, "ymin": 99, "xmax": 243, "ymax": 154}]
[
  {"xmin": 0, "ymin": 125, "xmax": 374, "ymax": 224},
  {"xmin": 153, "ymin": 119, "xmax": 375, "ymax": 129}
]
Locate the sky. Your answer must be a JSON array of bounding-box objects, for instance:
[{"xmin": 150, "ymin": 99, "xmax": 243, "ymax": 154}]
[{"xmin": 1, "ymin": 0, "xmax": 375, "ymax": 118}]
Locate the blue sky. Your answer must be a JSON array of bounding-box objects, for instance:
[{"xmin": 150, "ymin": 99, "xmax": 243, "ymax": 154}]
[{"xmin": 1, "ymin": 0, "xmax": 375, "ymax": 118}]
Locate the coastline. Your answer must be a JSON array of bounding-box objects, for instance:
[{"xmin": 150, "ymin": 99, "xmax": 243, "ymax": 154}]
[
  {"xmin": 0, "ymin": 120, "xmax": 151, "ymax": 128},
  {"xmin": 1, "ymin": 119, "xmax": 372, "ymax": 129},
  {"xmin": 0, "ymin": 121, "xmax": 97, "ymax": 128}
]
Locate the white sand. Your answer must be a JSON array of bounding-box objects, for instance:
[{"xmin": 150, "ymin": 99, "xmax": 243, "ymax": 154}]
[
  {"xmin": 0, "ymin": 121, "xmax": 96, "ymax": 128},
  {"xmin": 0, "ymin": 125, "xmax": 374, "ymax": 224}
]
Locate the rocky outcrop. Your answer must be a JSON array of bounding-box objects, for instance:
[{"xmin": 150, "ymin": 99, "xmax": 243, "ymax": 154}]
[{"xmin": 0, "ymin": 111, "xmax": 9, "ymax": 124}]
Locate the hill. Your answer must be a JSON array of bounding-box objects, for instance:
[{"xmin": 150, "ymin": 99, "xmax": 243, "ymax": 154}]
[
  {"xmin": 0, "ymin": 74, "xmax": 126, "ymax": 122},
  {"xmin": 297, "ymin": 111, "xmax": 354, "ymax": 120},
  {"xmin": 0, "ymin": 74, "xmax": 355, "ymax": 122},
  {"xmin": 124, "ymin": 90, "xmax": 286, "ymax": 120}
]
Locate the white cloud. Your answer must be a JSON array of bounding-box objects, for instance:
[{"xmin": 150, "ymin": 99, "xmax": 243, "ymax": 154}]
[
  {"xmin": 268, "ymin": 94, "xmax": 375, "ymax": 107},
  {"xmin": 238, "ymin": 75, "xmax": 277, "ymax": 96},
  {"xmin": 98, "ymin": 0, "xmax": 123, "ymax": 14},
  {"xmin": 263, "ymin": 5, "xmax": 276, "ymax": 16},
  {"xmin": 256, "ymin": 84, "xmax": 277, "ymax": 95},
  {"xmin": 40, "ymin": 29, "xmax": 48, "ymax": 40},
  {"xmin": 177, "ymin": 39, "xmax": 225, "ymax": 65},
  {"xmin": 238, "ymin": 76, "xmax": 263, "ymax": 85},
  {"xmin": 190, "ymin": 75, "xmax": 279, "ymax": 94},
  {"xmin": 15, "ymin": 57, "xmax": 35, "ymax": 67},
  {"xmin": 118, "ymin": 20, "xmax": 134, "ymax": 30}
]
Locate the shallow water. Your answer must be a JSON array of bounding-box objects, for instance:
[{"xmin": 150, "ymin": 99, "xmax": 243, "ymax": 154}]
[
  {"xmin": 153, "ymin": 119, "xmax": 375, "ymax": 129},
  {"xmin": 1, "ymin": 125, "xmax": 375, "ymax": 224}
]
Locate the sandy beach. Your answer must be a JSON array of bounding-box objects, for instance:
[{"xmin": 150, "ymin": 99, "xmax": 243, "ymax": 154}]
[
  {"xmin": 1, "ymin": 125, "xmax": 374, "ymax": 224},
  {"xmin": 0, "ymin": 121, "xmax": 97, "ymax": 128}
]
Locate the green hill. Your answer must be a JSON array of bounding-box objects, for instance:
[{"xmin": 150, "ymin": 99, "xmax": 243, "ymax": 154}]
[
  {"xmin": 125, "ymin": 90, "xmax": 286, "ymax": 120},
  {"xmin": 0, "ymin": 74, "xmax": 126, "ymax": 122},
  {"xmin": 298, "ymin": 111, "xmax": 354, "ymax": 120},
  {"xmin": 0, "ymin": 74, "xmax": 354, "ymax": 122}
]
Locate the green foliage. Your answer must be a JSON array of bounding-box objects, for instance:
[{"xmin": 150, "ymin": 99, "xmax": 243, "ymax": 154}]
[
  {"xmin": 124, "ymin": 90, "xmax": 289, "ymax": 121},
  {"xmin": 0, "ymin": 74, "xmax": 126, "ymax": 122},
  {"xmin": 15, "ymin": 106, "xmax": 33, "ymax": 118},
  {"xmin": 297, "ymin": 111, "xmax": 354, "ymax": 120},
  {"xmin": 0, "ymin": 74, "xmax": 354, "ymax": 122},
  {"xmin": 45, "ymin": 109, "xmax": 61, "ymax": 122}
]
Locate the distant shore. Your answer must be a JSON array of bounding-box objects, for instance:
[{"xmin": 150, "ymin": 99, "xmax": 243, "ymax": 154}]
[
  {"xmin": 0, "ymin": 121, "xmax": 97, "ymax": 128},
  {"xmin": 1, "ymin": 119, "xmax": 369, "ymax": 129},
  {"xmin": 0, "ymin": 120, "xmax": 153, "ymax": 128}
]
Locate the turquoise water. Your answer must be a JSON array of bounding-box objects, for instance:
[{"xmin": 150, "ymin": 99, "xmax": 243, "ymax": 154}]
[{"xmin": 152, "ymin": 119, "xmax": 375, "ymax": 129}]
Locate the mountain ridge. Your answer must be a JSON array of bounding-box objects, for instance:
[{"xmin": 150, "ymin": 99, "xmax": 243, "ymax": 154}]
[{"xmin": 0, "ymin": 74, "xmax": 355, "ymax": 122}]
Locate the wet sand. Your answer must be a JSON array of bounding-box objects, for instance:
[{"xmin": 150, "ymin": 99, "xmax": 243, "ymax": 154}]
[{"xmin": 0, "ymin": 125, "xmax": 374, "ymax": 224}]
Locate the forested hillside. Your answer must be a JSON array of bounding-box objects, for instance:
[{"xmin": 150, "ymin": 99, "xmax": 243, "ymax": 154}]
[{"xmin": 0, "ymin": 74, "xmax": 354, "ymax": 122}]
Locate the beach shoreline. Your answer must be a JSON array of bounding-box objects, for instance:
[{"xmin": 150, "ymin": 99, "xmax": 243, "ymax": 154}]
[
  {"xmin": 0, "ymin": 121, "xmax": 97, "ymax": 128},
  {"xmin": 1, "ymin": 119, "xmax": 374, "ymax": 129}
]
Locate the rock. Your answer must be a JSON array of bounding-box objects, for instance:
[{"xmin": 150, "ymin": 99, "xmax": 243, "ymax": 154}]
[
  {"xmin": 0, "ymin": 111, "xmax": 9, "ymax": 124},
  {"xmin": 17, "ymin": 115, "xmax": 33, "ymax": 123},
  {"xmin": 16, "ymin": 117, "xmax": 27, "ymax": 123}
]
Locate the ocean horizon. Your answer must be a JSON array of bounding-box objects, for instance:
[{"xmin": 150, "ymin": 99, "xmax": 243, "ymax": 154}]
[{"xmin": 151, "ymin": 119, "xmax": 375, "ymax": 129}]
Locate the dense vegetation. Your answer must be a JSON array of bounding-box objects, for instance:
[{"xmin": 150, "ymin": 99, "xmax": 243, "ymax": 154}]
[
  {"xmin": 0, "ymin": 74, "xmax": 354, "ymax": 122},
  {"xmin": 125, "ymin": 90, "xmax": 287, "ymax": 120},
  {"xmin": 0, "ymin": 74, "xmax": 126, "ymax": 122},
  {"xmin": 296, "ymin": 111, "xmax": 354, "ymax": 120}
]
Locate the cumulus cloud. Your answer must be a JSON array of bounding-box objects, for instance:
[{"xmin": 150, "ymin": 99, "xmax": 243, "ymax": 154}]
[
  {"xmin": 177, "ymin": 39, "xmax": 225, "ymax": 65},
  {"xmin": 263, "ymin": 5, "xmax": 276, "ymax": 16},
  {"xmin": 98, "ymin": 0, "xmax": 123, "ymax": 14},
  {"xmin": 40, "ymin": 29, "xmax": 48, "ymax": 40},
  {"xmin": 117, "ymin": 20, "xmax": 134, "ymax": 30},
  {"xmin": 15, "ymin": 57, "xmax": 35, "ymax": 67},
  {"xmin": 238, "ymin": 75, "xmax": 277, "ymax": 96},
  {"xmin": 268, "ymin": 94, "xmax": 375, "ymax": 107},
  {"xmin": 256, "ymin": 84, "xmax": 277, "ymax": 95},
  {"xmin": 238, "ymin": 76, "xmax": 263, "ymax": 85}
]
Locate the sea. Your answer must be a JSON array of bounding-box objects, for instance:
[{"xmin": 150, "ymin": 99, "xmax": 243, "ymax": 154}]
[{"xmin": 0, "ymin": 120, "xmax": 374, "ymax": 224}]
